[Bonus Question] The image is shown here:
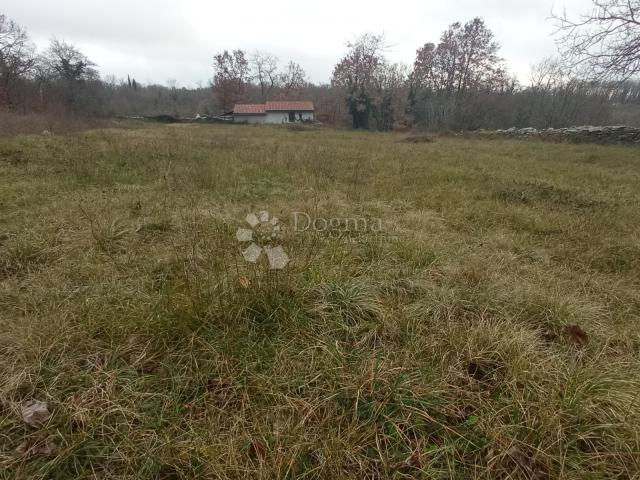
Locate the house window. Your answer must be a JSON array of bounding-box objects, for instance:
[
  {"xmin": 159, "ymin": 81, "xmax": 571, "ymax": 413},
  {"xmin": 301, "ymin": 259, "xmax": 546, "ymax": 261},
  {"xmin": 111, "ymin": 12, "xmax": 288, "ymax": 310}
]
[{"xmin": 288, "ymin": 111, "xmax": 296, "ymax": 122}]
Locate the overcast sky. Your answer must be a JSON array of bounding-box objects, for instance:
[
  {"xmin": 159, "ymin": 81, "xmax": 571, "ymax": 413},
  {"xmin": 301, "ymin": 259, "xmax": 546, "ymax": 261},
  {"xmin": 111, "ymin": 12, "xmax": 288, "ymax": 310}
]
[{"xmin": 3, "ymin": 0, "xmax": 594, "ymax": 87}]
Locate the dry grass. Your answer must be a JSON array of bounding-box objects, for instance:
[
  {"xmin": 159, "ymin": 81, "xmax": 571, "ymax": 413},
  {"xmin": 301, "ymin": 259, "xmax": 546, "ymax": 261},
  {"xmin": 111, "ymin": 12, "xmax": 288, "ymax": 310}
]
[
  {"xmin": 0, "ymin": 111, "xmax": 113, "ymax": 137},
  {"xmin": 403, "ymin": 134, "xmax": 435, "ymax": 143},
  {"xmin": 1, "ymin": 122, "xmax": 639, "ymax": 478}
]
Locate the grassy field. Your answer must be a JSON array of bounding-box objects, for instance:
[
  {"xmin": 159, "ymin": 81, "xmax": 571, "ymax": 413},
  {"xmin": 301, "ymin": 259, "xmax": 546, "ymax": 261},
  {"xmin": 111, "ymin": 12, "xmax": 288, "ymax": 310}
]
[{"xmin": 1, "ymin": 122, "xmax": 640, "ymax": 479}]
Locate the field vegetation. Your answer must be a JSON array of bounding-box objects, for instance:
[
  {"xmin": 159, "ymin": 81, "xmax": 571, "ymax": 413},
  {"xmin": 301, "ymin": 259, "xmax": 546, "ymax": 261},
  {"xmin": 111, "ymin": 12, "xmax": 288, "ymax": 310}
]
[{"xmin": 1, "ymin": 123, "xmax": 640, "ymax": 478}]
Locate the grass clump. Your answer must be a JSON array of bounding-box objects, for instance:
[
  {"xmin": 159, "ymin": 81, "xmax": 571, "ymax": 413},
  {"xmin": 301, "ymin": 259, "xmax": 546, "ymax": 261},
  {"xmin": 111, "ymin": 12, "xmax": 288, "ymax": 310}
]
[
  {"xmin": 313, "ymin": 278, "xmax": 383, "ymax": 326},
  {"xmin": 0, "ymin": 234, "xmax": 54, "ymax": 280}
]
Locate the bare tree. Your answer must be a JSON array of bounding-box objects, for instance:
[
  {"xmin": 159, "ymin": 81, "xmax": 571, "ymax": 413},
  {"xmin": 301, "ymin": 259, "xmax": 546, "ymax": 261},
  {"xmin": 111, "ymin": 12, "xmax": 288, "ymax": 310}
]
[
  {"xmin": 0, "ymin": 14, "xmax": 35, "ymax": 108},
  {"xmin": 457, "ymin": 18, "xmax": 506, "ymax": 93},
  {"xmin": 280, "ymin": 61, "xmax": 307, "ymax": 95},
  {"xmin": 554, "ymin": 0, "xmax": 640, "ymax": 80},
  {"xmin": 332, "ymin": 33, "xmax": 388, "ymax": 128},
  {"xmin": 409, "ymin": 18, "xmax": 510, "ymax": 129},
  {"xmin": 525, "ymin": 56, "xmax": 612, "ymax": 127},
  {"xmin": 411, "ymin": 42, "xmax": 436, "ymax": 90},
  {"xmin": 213, "ymin": 49, "xmax": 249, "ymax": 111},
  {"xmin": 42, "ymin": 39, "xmax": 98, "ymax": 82},
  {"xmin": 39, "ymin": 38, "xmax": 99, "ymax": 110},
  {"xmin": 371, "ymin": 62, "xmax": 408, "ymax": 130},
  {"xmin": 332, "ymin": 34, "xmax": 410, "ymax": 130},
  {"xmin": 412, "ymin": 18, "xmax": 506, "ymax": 97},
  {"xmin": 529, "ymin": 57, "xmax": 569, "ymax": 91},
  {"xmin": 250, "ymin": 51, "xmax": 279, "ymax": 101}
]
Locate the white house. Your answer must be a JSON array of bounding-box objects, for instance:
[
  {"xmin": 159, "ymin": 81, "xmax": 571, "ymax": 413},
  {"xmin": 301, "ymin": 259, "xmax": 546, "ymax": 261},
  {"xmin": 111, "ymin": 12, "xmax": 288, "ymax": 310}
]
[{"xmin": 233, "ymin": 101, "xmax": 314, "ymax": 124}]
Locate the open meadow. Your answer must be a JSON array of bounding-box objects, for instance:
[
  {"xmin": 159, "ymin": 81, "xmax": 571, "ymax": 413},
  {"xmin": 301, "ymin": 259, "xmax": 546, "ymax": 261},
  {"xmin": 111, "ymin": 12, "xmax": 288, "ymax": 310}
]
[{"xmin": 1, "ymin": 123, "xmax": 640, "ymax": 479}]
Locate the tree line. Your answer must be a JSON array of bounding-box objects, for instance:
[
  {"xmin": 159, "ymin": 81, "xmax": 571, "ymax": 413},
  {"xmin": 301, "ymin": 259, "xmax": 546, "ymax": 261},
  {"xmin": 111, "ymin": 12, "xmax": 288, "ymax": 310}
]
[{"xmin": 3, "ymin": 2, "xmax": 640, "ymax": 130}]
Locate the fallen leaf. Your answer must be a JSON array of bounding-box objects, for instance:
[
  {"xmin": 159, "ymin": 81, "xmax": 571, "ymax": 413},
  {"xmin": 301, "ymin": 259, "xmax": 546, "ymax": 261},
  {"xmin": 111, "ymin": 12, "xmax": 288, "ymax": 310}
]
[
  {"xmin": 15, "ymin": 436, "xmax": 57, "ymax": 457},
  {"xmin": 563, "ymin": 325, "xmax": 589, "ymax": 348},
  {"xmin": 20, "ymin": 400, "xmax": 50, "ymax": 427}
]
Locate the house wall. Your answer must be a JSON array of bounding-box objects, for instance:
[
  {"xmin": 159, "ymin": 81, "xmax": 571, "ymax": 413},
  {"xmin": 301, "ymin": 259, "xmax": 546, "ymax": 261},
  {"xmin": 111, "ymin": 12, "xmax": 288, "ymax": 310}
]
[
  {"xmin": 265, "ymin": 112, "xmax": 289, "ymax": 124},
  {"xmin": 265, "ymin": 111, "xmax": 315, "ymax": 124},
  {"xmin": 296, "ymin": 111, "xmax": 315, "ymax": 122},
  {"xmin": 234, "ymin": 114, "xmax": 265, "ymax": 124},
  {"xmin": 234, "ymin": 111, "xmax": 315, "ymax": 124}
]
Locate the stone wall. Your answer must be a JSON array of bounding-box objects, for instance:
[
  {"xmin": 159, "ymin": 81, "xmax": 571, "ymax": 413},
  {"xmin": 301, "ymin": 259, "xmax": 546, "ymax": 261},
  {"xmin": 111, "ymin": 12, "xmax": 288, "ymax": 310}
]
[{"xmin": 476, "ymin": 126, "xmax": 640, "ymax": 144}]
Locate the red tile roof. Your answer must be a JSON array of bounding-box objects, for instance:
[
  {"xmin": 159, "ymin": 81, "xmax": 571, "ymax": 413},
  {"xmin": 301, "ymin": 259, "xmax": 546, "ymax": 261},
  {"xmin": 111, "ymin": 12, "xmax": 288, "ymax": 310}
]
[
  {"xmin": 265, "ymin": 101, "xmax": 314, "ymax": 111},
  {"xmin": 233, "ymin": 101, "xmax": 315, "ymax": 114},
  {"xmin": 233, "ymin": 104, "xmax": 266, "ymax": 114}
]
